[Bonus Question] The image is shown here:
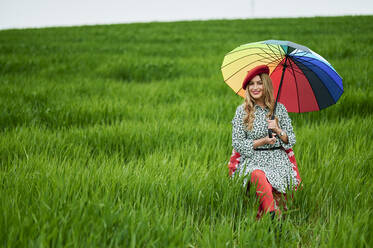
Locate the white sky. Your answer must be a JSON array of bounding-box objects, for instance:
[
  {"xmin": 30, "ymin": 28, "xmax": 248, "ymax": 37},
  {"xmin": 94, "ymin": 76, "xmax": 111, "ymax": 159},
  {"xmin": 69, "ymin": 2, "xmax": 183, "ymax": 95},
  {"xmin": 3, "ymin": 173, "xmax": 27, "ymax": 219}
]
[{"xmin": 1, "ymin": 0, "xmax": 373, "ymax": 30}]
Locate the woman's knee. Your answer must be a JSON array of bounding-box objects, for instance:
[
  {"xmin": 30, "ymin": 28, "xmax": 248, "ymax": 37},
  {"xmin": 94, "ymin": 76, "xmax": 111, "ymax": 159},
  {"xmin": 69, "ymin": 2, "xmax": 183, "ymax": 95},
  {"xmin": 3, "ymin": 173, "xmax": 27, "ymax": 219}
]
[{"xmin": 250, "ymin": 169, "xmax": 266, "ymax": 183}]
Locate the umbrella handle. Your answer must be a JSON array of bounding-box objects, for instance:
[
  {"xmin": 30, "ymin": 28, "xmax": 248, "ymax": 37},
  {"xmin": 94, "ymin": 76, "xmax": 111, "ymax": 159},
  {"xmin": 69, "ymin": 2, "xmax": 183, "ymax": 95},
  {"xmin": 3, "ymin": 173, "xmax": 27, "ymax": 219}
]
[
  {"xmin": 268, "ymin": 129, "xmax": 273, "ymax": 138},
  {"xmin": 268, "ymin": 115, "xmax": 276, "ymax": 138}
]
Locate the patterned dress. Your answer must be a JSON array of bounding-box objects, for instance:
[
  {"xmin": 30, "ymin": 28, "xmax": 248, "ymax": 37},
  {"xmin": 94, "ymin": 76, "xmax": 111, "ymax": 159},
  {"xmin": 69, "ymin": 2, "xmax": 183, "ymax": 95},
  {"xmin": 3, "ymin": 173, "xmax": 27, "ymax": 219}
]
[{"xmin": 231, "ymin": 103, "xmax": 298, "ymax": 193}]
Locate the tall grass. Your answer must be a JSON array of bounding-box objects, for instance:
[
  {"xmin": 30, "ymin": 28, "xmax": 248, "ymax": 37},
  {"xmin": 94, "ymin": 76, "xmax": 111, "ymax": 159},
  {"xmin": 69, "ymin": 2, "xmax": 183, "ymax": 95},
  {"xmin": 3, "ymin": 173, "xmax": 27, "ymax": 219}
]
[{"xmin": 0, "ymin": 15, "xmax": 372, "ymax": 247}]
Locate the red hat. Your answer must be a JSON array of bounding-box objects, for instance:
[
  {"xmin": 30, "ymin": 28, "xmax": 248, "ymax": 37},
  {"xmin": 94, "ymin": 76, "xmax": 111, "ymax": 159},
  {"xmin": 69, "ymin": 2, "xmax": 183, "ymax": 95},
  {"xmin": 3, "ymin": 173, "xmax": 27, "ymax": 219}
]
[{"xmin": 242, "ymin": 65, "xmax": 270, "ymax": 90}]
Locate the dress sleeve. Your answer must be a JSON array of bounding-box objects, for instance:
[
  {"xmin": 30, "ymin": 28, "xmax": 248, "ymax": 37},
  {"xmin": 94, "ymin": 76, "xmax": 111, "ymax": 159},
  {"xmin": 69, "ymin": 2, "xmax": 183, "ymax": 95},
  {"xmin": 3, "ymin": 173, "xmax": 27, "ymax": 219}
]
[
  {"xmin": 277, "ymin": 103, "xmax": 296, "ymax": 150},
  {"xmin": 231, "ymin": 105, "xmax": 255, "ymax": 158}
]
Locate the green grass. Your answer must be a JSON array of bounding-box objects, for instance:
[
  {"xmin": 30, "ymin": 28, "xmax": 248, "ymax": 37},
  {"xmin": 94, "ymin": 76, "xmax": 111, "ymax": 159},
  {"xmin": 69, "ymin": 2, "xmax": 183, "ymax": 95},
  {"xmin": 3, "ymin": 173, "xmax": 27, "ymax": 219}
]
[{"xmin": 0, "ymin": 15, "xmax": 372, "ymax": 247}]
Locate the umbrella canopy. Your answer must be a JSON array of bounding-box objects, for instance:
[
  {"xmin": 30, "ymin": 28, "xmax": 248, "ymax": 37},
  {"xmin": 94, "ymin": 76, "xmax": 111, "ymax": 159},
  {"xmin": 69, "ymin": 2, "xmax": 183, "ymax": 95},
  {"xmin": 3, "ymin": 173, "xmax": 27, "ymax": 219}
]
[{"xmin": 221, "ymin": 40, "xmax": 343, "ymax": 113}]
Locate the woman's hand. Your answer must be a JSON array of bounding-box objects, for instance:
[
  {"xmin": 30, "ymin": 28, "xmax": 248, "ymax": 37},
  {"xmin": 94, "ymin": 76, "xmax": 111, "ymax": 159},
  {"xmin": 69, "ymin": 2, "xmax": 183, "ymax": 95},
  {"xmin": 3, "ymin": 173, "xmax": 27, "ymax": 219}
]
[
  {"xmin": 253, "ymin": 134, "xmax": 277, "ymax": 149},
  {"xmin": 264, "ymin": 134, "xmax": 277, "ymax": 145},
  {"xmin": 267, "ymin": 119, "xmax": 279, "ymax": 133},
  {"xmin": 268, "ymin": 118, "xmax": 289, "ymax": 144}
]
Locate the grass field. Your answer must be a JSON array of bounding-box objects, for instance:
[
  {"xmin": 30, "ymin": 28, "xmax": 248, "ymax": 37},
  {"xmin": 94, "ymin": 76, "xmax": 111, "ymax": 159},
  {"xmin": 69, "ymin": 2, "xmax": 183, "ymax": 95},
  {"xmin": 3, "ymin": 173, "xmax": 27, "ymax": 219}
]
[{"xmin": 0, "ymin": 15, "xmax": 372, "ymax": 247}]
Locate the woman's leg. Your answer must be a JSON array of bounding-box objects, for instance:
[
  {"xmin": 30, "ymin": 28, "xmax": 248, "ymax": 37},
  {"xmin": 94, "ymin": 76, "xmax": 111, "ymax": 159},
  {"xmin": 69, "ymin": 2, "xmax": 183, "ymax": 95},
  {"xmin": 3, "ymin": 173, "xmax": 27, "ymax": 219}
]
[
  {"xmin": 250, "ymin": 169, "xmax": 277, "ymax": 214},
  {"xmin": 273, "ymin": 191, "xmax": 288, "ymax": 213}
]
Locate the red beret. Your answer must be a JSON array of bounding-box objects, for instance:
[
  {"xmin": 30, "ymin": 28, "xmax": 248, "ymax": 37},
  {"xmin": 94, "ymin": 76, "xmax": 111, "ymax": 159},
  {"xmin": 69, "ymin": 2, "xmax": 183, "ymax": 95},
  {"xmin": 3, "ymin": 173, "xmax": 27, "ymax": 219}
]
[{"xmin": 242, "ymin": 65, "xmax": 270, "ymax": 90}]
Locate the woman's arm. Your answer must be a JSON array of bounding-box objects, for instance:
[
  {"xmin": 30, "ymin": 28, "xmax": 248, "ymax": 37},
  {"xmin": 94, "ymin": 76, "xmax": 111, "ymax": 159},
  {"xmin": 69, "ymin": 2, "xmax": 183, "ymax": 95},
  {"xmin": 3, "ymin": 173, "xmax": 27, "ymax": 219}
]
[
  {"xmin": 253, "ymin": 136, "xmax": 277, "ymax": 148},
  {"xmin": 275, "ymin": 104, "xmax": 296, "ymax": 149},
  {"xmin": 231, "ymin": 105, "xmax": 255, "ymax": 158},
  {"xmin": 232, "ymin": 105, "xmax": 276, "ymax": 156}
]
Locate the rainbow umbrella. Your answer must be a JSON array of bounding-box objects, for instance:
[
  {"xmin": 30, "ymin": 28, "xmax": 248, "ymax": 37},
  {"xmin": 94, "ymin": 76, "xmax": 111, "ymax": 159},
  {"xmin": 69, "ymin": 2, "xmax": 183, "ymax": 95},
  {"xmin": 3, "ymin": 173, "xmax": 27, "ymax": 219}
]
[{"xmin": 221, "ymin": 40, "xmax": 343, "ymax": 113}]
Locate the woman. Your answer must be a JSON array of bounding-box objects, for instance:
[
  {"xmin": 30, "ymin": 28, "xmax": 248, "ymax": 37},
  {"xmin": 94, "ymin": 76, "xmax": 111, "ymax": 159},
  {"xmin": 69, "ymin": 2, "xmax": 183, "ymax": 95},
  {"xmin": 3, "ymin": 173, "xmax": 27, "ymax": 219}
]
[{"xmin": 231, "ymin": 65, "xmax": 299, "ymax": 219}]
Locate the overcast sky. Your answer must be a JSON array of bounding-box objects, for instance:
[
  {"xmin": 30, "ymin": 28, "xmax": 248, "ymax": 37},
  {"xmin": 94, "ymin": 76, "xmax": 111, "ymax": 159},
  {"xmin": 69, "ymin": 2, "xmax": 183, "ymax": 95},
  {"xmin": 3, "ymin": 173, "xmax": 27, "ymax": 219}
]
[{"xmin": 1, "ymin": 0, "xmax": 373, "ymax": 30}]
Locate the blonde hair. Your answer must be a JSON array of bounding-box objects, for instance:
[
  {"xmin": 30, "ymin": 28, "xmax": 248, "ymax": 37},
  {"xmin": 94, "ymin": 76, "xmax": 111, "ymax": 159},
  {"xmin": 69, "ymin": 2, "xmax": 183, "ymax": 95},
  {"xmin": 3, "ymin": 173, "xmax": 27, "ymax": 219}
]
[{"xmin": 243, "ymin": 73, "xmax": 276, "ymax": 130}]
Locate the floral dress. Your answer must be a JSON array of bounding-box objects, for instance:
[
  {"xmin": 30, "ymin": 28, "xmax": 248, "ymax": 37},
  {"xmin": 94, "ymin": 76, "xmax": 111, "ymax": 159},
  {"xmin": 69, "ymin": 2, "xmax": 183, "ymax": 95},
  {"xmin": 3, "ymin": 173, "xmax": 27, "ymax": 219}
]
[{"xmin": 231, "ymin": 103, "xmax": 298, "ymax": 193}]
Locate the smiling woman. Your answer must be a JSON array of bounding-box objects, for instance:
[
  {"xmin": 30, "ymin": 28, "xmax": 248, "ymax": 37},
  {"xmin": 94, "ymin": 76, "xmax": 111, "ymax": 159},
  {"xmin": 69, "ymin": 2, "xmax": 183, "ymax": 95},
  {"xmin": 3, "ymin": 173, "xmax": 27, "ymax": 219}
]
[{"xmin": 231, "ymin": 65, "xmax": 300, "ymax": 220}]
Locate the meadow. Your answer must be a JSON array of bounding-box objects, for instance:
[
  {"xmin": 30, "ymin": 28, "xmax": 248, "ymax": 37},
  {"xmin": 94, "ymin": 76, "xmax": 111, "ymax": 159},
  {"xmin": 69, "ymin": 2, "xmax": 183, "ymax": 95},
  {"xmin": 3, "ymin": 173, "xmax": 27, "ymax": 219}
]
[{"xmin": 0, "ymin": 15, "xmax": 372, "ymax": 247}]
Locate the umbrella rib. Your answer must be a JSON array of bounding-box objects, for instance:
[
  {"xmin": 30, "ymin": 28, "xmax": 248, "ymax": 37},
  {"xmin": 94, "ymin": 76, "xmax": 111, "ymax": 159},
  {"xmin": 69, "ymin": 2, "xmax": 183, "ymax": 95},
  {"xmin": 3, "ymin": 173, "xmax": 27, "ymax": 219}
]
[
  {"xmin": 272, "ymin": 44, "xmax": 287, "ymax": 62},
  {"xmin": 275, "ymin": 44, "xmax": 286, "ymax": 56},
  {"xmin": 288, "ymin": 59, "xmax": 301, "ymax": 113},
  {"xmin": 291, "ymin": 56, "xmax": 337, "ymax": 107},
  {"xmin": 225, "ymin": 46, "xmax": 280, "ymax": 56},
  {"xmin": 289, "ymin": 59, "xmax": 322, "ymax": 110},
  {"xmin": 291, "ymin": 50, "xmax": 338, "ymax": 75},
  {"xmin": 286, "ymin": 49, "xmax": 324, "ymax": 72},
  {"xmin": 293, "ymin": 55, "xmax": 334, "ymax": 72},
  {"xmin": 223, "ymin": 57, "xmax": 276, "ymax": 83},
  {"xmin": 292, "ymin": 55, "xmax": 342, "ymax": 89},
  {"xmin": 221, "ymin": 51, "xmax": 280, "ymax": 69},
  {"xmin": 307, "ymin": 50, "xmax": 343, "ymax": 78},
  {"xmin": 284, "ymin": 60, "xmax": 307, "ymax": 75},
  {"xmin": 265, "ymin": 44, "xmax": 284, "ymax": 62},
  {"xmin": 222, "ymin": 45, "xmax": 285, "ymax": 70},
  {"xmin": 259, "ymin": 46, "xmax": 283, "ymax": 64},
  {"xmin": 292, "ymin": 56, "xmax": 343, "ymax": 99},
  {"xmin": 252, "ymin": 45, "xmax": 281, "ymax": 63},
  {"xmin": 286, "ymin": 56, "xmax": 319, "ymax": 74},
  {"xmin": 225, "ymin": 50, "xmax": 284, "ymax": 69}
]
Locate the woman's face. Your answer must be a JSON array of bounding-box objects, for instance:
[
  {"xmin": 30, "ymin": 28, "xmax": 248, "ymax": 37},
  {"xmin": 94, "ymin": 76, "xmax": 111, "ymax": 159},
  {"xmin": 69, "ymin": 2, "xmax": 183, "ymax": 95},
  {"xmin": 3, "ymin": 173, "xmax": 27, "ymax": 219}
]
[{"xmin": 248, "ymin": 75, "xmax": 264, "ymax": 101}]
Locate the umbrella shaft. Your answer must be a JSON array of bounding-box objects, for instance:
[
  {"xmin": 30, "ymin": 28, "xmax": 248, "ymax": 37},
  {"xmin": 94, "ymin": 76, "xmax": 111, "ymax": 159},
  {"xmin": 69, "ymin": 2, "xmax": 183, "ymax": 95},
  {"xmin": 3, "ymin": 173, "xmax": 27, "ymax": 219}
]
[
  {"xmin": 269, "ymin": 56, "xmax": 288, "ymax": 138},
  {"xmin": 272, "ymin": 56, "xmax": 289, "ymax": 119}
]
